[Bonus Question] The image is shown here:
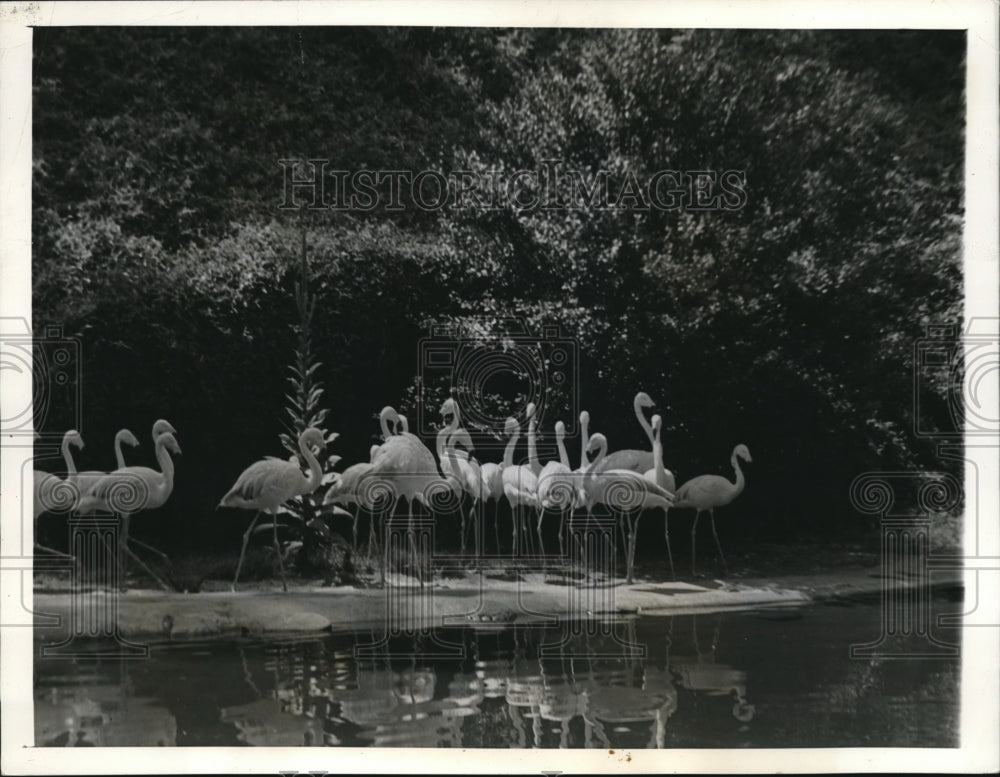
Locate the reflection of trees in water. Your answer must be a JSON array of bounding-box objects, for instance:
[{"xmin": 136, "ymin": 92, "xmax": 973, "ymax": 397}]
[{"xmin": 34, "ymin": 660, "xmax": 176, "ymax": 747}]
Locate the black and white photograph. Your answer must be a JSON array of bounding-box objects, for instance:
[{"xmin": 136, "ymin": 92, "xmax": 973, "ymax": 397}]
[{"xmin": 1, "ymin": 1, "xmax": 997, "ymax": 773}]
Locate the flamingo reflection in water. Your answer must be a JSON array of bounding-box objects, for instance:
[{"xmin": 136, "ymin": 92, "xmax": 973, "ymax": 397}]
[{"xmin": 670, "ymin": 613, "xmax": 756, "ymax": 723}]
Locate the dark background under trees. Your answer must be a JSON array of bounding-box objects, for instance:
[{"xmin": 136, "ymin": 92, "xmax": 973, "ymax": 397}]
[{"xmin": 32, "ymin": 27, "xmax": 965, "ymax": 559}]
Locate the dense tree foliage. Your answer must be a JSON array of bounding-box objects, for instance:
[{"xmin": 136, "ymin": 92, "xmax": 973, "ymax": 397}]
[{"xmin": 32, "ymin": 27, "xmax": 964, "ymax": 555}]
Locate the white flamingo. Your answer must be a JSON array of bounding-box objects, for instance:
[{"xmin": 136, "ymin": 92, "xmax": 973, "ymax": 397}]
[
  {"xmin": 479, "ymin": 457, "xmax": 505, "ymax": 553},
  {"xmin": 584, "ymin": 432, "xmax": 674, "ymax": 584},
  {"xmin": 502, "ymin": 405, "xmax": 540, "ymax": 556},
  {"xmin": 219, "ymin": 427, "xmax": 326, "ymax": 592},
  {"xmin": 436, "ymin": 398, "xmax": 483, "ymax": 552},
  {"xmin": 370, "ymin": 406, "xmax": 443, "ymax": 583},
  {"xmin": 674, "ymin": 444, "xmax": 752, "ymax": 577},
  {"xmin": 85, "ymin": 432, "xmax": 181, "ymax": 591},
  {"xmin": 642, "ymin": 415, "xmax": 677, "ymax": 580},
  {"xmin": 536, "ymin": 420, "xmax": 586, "ymax": 556},
  {"xmin": 594, "ymin": 392, "xmax": 657, "ymax": 474},
  {"xmin": 323, "ymin": 443, "xmax": 381, "ymax": 552},
  {"xmin": 31, "ymin": 430, "xmax": 83, "ymax": 558}
]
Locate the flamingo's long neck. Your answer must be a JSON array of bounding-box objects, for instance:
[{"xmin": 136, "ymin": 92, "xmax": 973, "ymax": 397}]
[
  {"xmin": 153, "ymin": 437, "xmax": 175, "ymax": 494},
  {"xmin": 730, "ymin": 450, "xmax": 746, "ymax": 497},
  {"xmin": 579, "ymin": 416, "xmax": 589, "ymax": 469},
  {"xmin": 556, "ymin": 430, "xmax": 570, "ymax": 469},
  {"xmin": 61, "ymin": 433, "xmax": 78, "ymax": 477},
  {"xmin": 298, "ymin": 434, "xmax": 323, "ymax": 494},
  {"xmin": 379, "ymin": 407, "xmax": 394, "ymax": 439},
  {"xmin": 635, "ymin": 396, "xmax": 654, "ymax": 447},
  {"xmin": 653, "ymin": 426, "xmax": 666, "ymax": 482},
  {"xmin": 114, "ymin": 430, "xmax": 129, "ymax": 470},
  {"xmin": 527, "ymin": 416, "xmax": 541, "ymax": 474},
  {"xmin": 503, "ymin": 429, "xmax": 519, "ymax": 468},
  {"xmin": 436, "ymin": 427, "xmax": 451, "ymax": 467},
  {"xmin": 444, "ymin": 431, "xmax": 461, "ymax": 478},
  {"xmin": 585, "ymin": 437, "xmax": 607, "ymax": 474}
]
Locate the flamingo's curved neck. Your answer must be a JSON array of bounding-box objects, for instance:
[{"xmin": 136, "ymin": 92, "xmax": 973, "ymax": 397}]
[
  {"xmin": 444, "ymin": 431, "xmax": 461, "ymax": 478},
  {"xmin": 114, "ymin": 430, "xmax": 129, "ymax": 470},
  {"xmin": 731, "ymin": 450, "xmax": 746, "ymax": 495},
  {"xmin": 635, "ymin": 395, "xmax": 654, "ymax": 447},
  {"xmin": 556, "ymin": 430, "xmax": 570, "ymax": 469},
  {"xmin": 527, "ymin": 416, "xmax": 541, "ymax": 474},
  {"xmin": 379, "ymin": 407, "xmax": 394, "ymax": 439},
  {"xmin": 503, "ymin": 429, "xmax": 519, "ymax": 468},
  {"xmin": 653, "ymin": 426, "xmax": 667, "ymax": 483},
  {"xmin": 61, "ymin": 433, "xmax": 78, "ymax": 477},
  {"xmin": 298, "ymin": 434, "xmax": 323, "ymax": 494},
  {"xmin": 153, "ymin": 437, "xmax": 175, "ymax": 492},
  {"xmin": 585, "ymin": 437, "xmax": 607, "ymax": 474},
  {"xmin": 436, "ymin": 427, "xmax": 450, "ymax": 465},
  {"xmin": 579, "ymin": 416, "xmax": 590, "ymax": 469}
]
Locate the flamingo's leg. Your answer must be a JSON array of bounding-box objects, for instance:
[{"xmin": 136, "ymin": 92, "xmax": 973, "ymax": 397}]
[
  {"xmin": 272, "ymin": 508, "xmax": 288, "ymax": 592},
  {"xmin": 124, "ymin": 545, "xmax": 172, "ymax": 592},
  {"xmin": 511, "ymin": 502, "xmax": 518, "ymax": 556},
  {"xmin": 557, "ymin": 508, "xmax": 565, "ymax": 559},
  {"xmin": 691, "ymin": 510, "xmax": 701, "ymax": 577},
  {"xmin": 352, "ymin": 509, "xmax": 359, "ymax": 553},
  {"xmin": 118, "ymin": 513, "xmax": 131, "ymax": 592},
  {"xmin": 626, "ymin": 511, "xmax": 640, "ymax": 585},
  {"xmin": 709, "ymin": 509, "xmax": 728, "ymax": 576},
  {"xmin": 34, "ymin": 543, "xmax": 74, "ymax": 560},
  {"xmin": 233, "ymin": 510, "xmax": 261, "ymax": 592},
  {"xmin": 536, "ymin": 509, "xmax": 546, "ymax": 567},
  {"xmin": 129, "ymin": 536, "xmax": 169, "ymax": 561},
  {"xmin": 407, "ymin": 498, "xmax": 422, "ymax": 587},
  {"xmin": 493, "ymin": 500, "xmax": 500, "ymax": 556},
  {"xmin": 663, "ymin": 507, "xmax": 676, "ymax": 581}
]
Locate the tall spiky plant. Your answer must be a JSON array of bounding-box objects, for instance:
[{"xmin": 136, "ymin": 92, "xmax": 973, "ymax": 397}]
[
  {"xmin": 279, "ymin": 231, "xmax": 334, "ymax": 471},
  {"xmin": 268, "ymin": 232, "xmax": 348, "ymax": 578}
]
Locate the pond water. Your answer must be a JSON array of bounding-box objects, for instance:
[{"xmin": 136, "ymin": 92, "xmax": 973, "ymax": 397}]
[{"xmin": 34, "ymin": 594, "xmax": 961, "ymax": 748}]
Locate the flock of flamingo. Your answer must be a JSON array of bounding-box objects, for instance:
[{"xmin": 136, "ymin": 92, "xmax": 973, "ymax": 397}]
[{"xmin": 32, "ymin": 392, "xmax": 752, "ymax": 592}]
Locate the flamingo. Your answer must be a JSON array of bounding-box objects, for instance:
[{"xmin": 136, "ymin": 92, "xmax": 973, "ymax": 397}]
[
  {"xmin": 674, "ymin": 444, "xmax": 752, "ymax": 577},
  {"xmin": 448, "ymin": 427, "xmax": 482, "ymax": 554},
  {"xmin": 34, "ymin": 430, "xmax": 83, "ymax": 516},
  {"xmin": 535, "ymin": 420, "xmax": 586, "ymax": 557},
  {"xmin": 479, "ymin": 458, "xmax": 504, "ymax": 554},
  {"xmin": 642, "ymin": 415, "xmax": 676, "ymax": 580},
  {"xmin": 84, "ymin": 432, "xmax": 181, "ymax": 591},
  {"xmin": 112, "ymin": 429, "xmax": 141, "ymax": 469},
  {"xmin": 501, "ymin": 405, "xmax": 540, "ymax": 556},
  {"xmin": 583, "ymin": 433, "xmax": 674, "ymax": 584},
  {"xmin": 577, "ymin": 410, "xmax": 591, "ymax": 472},
  {"xmin": 76, "ymin": 422, "xmax": 177, "ymax": 579},
  {"xmin": 437, "ymin": 398, "xmax": 483, "ymax": 553},
  {"xmin": 370, "ymin": 406, "xmax": 442, "ymax": 582},
  {"xmin": 594, "ymin": 392, "xmax": 656, "ymax": 474},
  {"xmin": 220, "ymin": 427, "xmax": 327, "ymax": 591},
  {"xmin": 78, "ymin": 419, "xmax": 176, "ymax": 512},
  {"xmin": 323, "ymin": 443, "xmax": 381, "ymax": 552},
  {"xmin": 31, "ymin": 430, "xmax": 83, "ymax": 559}
]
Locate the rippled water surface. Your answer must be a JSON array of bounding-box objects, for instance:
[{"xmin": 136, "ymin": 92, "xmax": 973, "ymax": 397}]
[{"xmin": 34, "ymin": 595, "xmax": 961, "ymax": 747}]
